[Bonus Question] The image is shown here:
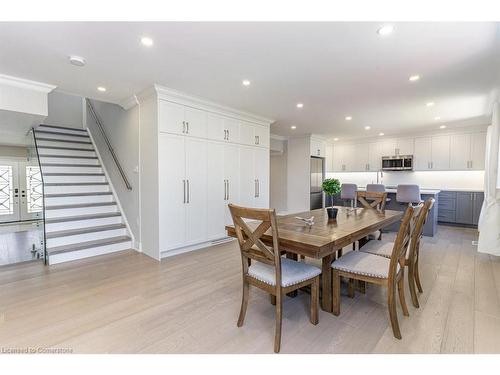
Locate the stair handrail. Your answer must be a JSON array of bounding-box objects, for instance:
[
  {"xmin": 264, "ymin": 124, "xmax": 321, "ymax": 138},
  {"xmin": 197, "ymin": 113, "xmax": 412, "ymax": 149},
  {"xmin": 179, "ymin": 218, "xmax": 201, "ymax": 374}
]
[{"xmin": 85, "ymin": 98, "xmax": 132, "ymax": 190}]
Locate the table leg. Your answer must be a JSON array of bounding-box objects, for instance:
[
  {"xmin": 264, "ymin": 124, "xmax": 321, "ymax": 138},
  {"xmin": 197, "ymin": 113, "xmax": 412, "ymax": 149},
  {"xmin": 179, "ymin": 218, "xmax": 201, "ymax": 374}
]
[
  {"xmin": 286, "ymin": 252, "xmax": 298, "ymax": 297},
  {"xmin": 321, "ymin": 253, "xmax": 335, "ymax": 312}
]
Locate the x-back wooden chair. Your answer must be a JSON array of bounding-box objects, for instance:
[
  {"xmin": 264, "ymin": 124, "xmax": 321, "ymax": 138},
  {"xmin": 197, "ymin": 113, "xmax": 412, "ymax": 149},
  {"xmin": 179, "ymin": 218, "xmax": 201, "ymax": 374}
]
[
  {"xmin": 357, "ymin": 191, "xmax": 388, "ymax": 212},
  {"xmin": 228, "ymin": 203, "xmax": 321, "ymax": 353}
]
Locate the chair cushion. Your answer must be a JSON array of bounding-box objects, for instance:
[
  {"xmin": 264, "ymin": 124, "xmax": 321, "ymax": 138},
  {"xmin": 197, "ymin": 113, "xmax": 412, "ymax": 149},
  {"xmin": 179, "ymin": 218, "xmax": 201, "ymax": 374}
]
[
  {"xmin": 360, "ymin": 240, "xmax": 393, "ymax": 258},
  {"xmin": 331, "ymin": 250, "xmax": 398, "ymax": 279},
  {"xmin": 248, "ymin": 258, "xmax": 321, "ymax": 287}
]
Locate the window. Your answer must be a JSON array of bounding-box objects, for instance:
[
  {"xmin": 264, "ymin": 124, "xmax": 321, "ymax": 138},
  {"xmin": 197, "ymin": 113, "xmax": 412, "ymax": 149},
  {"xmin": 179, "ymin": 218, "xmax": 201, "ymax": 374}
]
[
  {"xmin": 0, "ymin": 166, "xmax": 14, "ymax": 216},
  {"xmin": 26, "ymin": 166, "xmax": 43, "ymax": 213}
]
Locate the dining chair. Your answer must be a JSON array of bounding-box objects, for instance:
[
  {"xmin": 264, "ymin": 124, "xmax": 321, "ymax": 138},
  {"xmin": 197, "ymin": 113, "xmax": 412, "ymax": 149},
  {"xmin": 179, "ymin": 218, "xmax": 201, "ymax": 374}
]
[
  {"xmin": 359, "ymin": 198, "xmax": 434, "ymax": 308},
  {"xmin": 340, "ymin": 183, "xmax": 358, "ymax": 207},
  {"xmin": 396, "ymin": 184, "xmax": 422, "ymax": 205},
  {"xmin": 331, "ymin": 205, "xmax": 414, "ymax": 339},
  {"xmin": 356, "ymin": 191, "xmax": 388, "ymax": 241},
  {"xmin": 228, "ymin": 203, "xmax": 321, "ymax": 353},
  {"xmin": 366, "ymin": 183, "xmax": 392, "ymax": 204}
]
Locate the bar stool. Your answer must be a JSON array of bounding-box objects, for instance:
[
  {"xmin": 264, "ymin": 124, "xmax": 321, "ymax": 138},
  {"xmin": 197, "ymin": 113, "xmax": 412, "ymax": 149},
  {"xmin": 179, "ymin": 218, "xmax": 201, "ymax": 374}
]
[
  {"xmin": 366, "ymin": 184, "xmax": 391, "ymax": 204},
  {"xmin": 396, "ymin": 184, "xmax": 422, "ymax": 206},
  {"xmin": 340, "ymin": 183, "xmax": 358, "ymax": 208}
]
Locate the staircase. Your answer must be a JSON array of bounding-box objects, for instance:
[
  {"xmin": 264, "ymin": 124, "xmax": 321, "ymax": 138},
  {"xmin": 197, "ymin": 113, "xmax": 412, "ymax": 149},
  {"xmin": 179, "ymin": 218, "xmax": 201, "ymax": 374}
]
[{"xmin": 34, "ymin": 124, "xmax": 132, "ymax": 265}]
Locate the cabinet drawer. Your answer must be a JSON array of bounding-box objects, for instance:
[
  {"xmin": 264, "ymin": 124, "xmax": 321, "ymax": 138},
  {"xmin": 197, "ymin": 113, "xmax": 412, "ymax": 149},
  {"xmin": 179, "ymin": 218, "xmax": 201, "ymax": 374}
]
[
  {"xmin": 438, "ymin": 198, "xmax": 456, "ymax": 211},
  {"xmin": 439, "ymin": 191, "xmax": 456, "ymax": 200},
  {"xmin": 438, "ymin": 209, "xmax": 456, "ymax": 223}
]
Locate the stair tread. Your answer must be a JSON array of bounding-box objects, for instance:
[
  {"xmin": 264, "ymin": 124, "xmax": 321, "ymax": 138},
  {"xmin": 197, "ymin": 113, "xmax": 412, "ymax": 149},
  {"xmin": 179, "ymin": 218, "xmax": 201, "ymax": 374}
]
[
  {"xmin": 46, "ymin": 212, "xmax": 121, "ymax": 224},
  {"xmin": 39, "ymin": 124, "xmax": 88, "ymax": 132},
  {"xmin": 44, "ymin": 182, "xmax": 108, "ymax": 186},
  {"xmin": 38, "ymin": 154, "xmax": 98, "ymax": 159},
  {"xmin": 37, "ymin": 145, "xmax": 95, "ymax": 151},
  {"xmin": 47, "ymin": 236, "xmax": 131, "ymax": 255},
  {"xmin": 36, "ymin": 137, "xmax": 92, "ymax": 145},
  {"xmin": 46, "ymin": 202, "xmax": 116, "ymax": 210},
  {"xmin": 41, "ymin": 163, "xmax": 101, "ymax": 167},
  {"xmin": 47, "ymin": 223, "xmax": 126, "ymax": 239},
  {"xmin": 35, "ymin": 130, "xmax": 89, "ymax": 138},
  {"xmin": 43, "ymin": 172, "xmax": 104, "ymax": 176},
  {"xmin": 45, "ymin": 192, "xmax": 113, "ymax": 198}
]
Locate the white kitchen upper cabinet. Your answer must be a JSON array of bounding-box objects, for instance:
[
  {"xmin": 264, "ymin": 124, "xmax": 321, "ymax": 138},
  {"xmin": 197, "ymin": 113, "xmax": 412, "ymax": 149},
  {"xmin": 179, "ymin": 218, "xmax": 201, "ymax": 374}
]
[
  {"xmin": 431, "ymin": 135, "xmax": 450, "ymax": 170},
  {"xmin": 470, "ymin": 132, "xmax": 486, "ymax": 170},
  {"xmin": 239, "ymin": 121, "xmax": 255, "ymax": 146},
  {"xmin": 239, "ymin": 146, "xmax": 255, "ymax": 208},
  {"xmin": 379, "ymin": 139, "xmax": 397, "ymax": 157},
  {"xmin": 206, "ymin": 141, "xmax": 226, "ymax": 240},
  {"xmin": 159, "ymin": 133, "xmax": 187, "ymax": 251},
  {"xmin": 207, "ymin": 113, "xmax": 225, "ymax": 141},
  {"xmin": 185, "ymin": 138, "xmax": 208, "ymax": 244},
  {"xmin": 450, "ymin": 134, "xmax": 471, "ymax": 170},
  {"xmin": 159, "ymin": 101, "xmax": 185, "ymax": 135},
  {"xmin": 224, "ymin": 118, "xmax": 240, "ymax": 143},
  {"xmin": 254, "ymin": 147, "xmax": 270, "ymax": 208},
  {"xmin": 184, "ymin": 107, "xmax": 207, "ymax": 138},
  {"xmin": 342, "ymin": 144, "xmax": 357, "ymax": 171},
  {"xmin": 368, "ymin": 142, "xmax": 382, "ymax": 171},
  {"xmin": 224, "ymin": 144, "xmax": 240, "ymax": 224},
  {"xmin": 414, "ymin": 137, "xmax": 432, "ymax": 170},
  {"xmin": 310, "ymin": 139, "xmax": 326, "ymax": 157},
  {"xmin": 254, "ymin": 125, "xmax": 270, "ymax": 148},
  {"xmin": 325, "ymin": 143, "xmax": 334, "ymax": 173},
  {"xmin": 396, "ymin": 138, "xmax": 414, "ymax": 156},
  {"xmin": 332, "ymin": 144, "xmax": 344, "ymax": 172},
  {"xmin": 353, "ymin": 144, "xmax": 369, "ymax": 171}
]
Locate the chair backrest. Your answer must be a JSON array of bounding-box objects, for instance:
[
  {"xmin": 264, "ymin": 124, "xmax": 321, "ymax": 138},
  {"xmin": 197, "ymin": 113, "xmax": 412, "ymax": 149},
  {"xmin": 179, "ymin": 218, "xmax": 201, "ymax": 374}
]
[
  {"xmin": 341, "ymin": 183, "xmax": 357, "ymax": 200},
  {"xmin": 356, "ymin": 191, "xmax": 388, "ymax": 211},
  {"xmin": 228, "ymin": 204, "xmax": 282, "ymax": 285},
  {"xmin": 407, "ymin": 198, "xmax": 434, "ymax": 265},
  {"xmin": 388, "ymin": 205, "xmax": 414, "ymax": 281},
  {"xmin": 396, "ymin": 184, "xmax": 421, "ymax": 204},
  {"xmin": 366, "ymin": 184, "xmax": 386, "ymax": 193}
]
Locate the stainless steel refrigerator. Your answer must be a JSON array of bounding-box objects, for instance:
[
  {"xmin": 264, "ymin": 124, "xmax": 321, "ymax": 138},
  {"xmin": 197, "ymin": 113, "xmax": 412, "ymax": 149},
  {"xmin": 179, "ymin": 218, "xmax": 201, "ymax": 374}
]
[{"xmin": 310, "ymin": 157, "xmax": 325, "ymax": 210}]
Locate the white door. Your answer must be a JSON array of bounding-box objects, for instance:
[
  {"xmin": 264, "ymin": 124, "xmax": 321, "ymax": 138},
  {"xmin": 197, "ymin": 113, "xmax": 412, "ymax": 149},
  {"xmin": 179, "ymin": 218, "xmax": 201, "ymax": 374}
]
[
  {"xmin": 239, "ymin": 146, "xmax": 255, "ymax": 207},
  {"xmin": 0, "ymin": 161, "xmax": 19, "ymax": 223},
  {"xmin": 159, "ymin": 101, "xmax": 185, "ymax": 135},
  {"xmin": 224, "ymin": 144, "xmax": 240, "ymax": 225},
  {"xmin": 184, "ymin": 107, "xmax": 207, "ymax": 139},
  {"xmin": 470, "ymin": 132, "xmax": 486, "ymax": 170},
  {"xmin": 414, "ymin": 137, "xmax": 432, "ymax": 170},
  {"xmin": 450, "ymin": 134, "xmax": 470, "ymax": 170},
  {"xmin": 185, "ymin": 138, "xmax": 208, "ymax": 244},
  {"xmin": 159, "ymin": 134, "xmax": 186, "ymax": 251},
  {"xmin": 20, "ymin": 161, "xmax": 43, "ymax": 221},
  {"xmin": 206, "ymin": 141, "xmax": 226, "ymax": 240},
  {"xmin": 431, "ymin": 135, "xmax": 450, "ymax": 170},
  {"xmin": 254, "ymin": 147, "xmax": 270, "ymax": 208}
]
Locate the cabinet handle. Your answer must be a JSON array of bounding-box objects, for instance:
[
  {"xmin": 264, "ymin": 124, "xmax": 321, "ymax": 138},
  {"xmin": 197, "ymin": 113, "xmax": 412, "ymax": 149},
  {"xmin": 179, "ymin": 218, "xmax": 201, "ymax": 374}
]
[
  {"xmin": 224, "ymin": 179, "xmax": 227, "ymax": 200},
  {"xmin": 257, "ymin": 179, "xmax": 260, "ymax": 197},
  {"xmin": 182, "ymin": 121, "xmax": 186, "ymax": 134},
  {"xmin": 257, "ymin": 136, "xmax": 260, "ymax": 145},
  {"xmin": 186, "ymin": 180, "xmax": 190, "ymax": 203},
  {"xmin": 186, "ymin": 122, "xmax": 189, "ymax": 134},
  {"xmin": 183, "ymin": 179, "xmax": 186, "ymax": 203},
  {"xmin": 227, "ymin": 180, "xmax": 230, "ymax": 200},
  {"xmin": 254, "ymin": 179, "xmax": 257, "ymax": 198},
  {"xmin": 227, "ymin": 129, "xmax": 230, "ymax": 140}
]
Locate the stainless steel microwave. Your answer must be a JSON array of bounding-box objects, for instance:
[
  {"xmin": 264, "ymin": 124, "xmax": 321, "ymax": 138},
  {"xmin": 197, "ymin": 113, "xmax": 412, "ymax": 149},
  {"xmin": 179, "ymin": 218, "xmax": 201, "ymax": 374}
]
[{"xmin": 381, "ymin": 155, "xmax": 413, "ymax": 171}]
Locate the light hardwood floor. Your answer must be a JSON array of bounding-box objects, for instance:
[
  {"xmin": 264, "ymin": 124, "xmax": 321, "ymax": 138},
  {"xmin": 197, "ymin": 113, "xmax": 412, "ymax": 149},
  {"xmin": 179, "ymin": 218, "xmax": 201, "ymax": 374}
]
[{"xmin": 1, "ymin": 225, "xmax": 499, "ymax": 353}]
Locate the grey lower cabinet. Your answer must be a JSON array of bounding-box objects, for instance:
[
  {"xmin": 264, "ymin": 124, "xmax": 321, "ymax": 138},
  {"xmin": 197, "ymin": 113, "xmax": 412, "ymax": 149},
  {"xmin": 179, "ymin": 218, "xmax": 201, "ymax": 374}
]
[{"xmin": 438, "ymin": 190, "xmax": 483, "ymax": 226}]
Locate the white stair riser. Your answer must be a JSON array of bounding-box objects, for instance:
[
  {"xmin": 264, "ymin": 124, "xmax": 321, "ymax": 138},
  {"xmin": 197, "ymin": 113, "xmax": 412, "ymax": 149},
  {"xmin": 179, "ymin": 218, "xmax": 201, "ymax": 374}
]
[
  {"xmin": 45, "ymin": 205, "xmax": 118, "ymax": 218},
  {"xmin": 43, "ymin": 175, "xmax": 106, "ymax": 184},
  {"xmin": 42, "ymin": 166, "xmax": 103, "ymax": 174},
  {"xmin": 38, "ymin": 148, "xmax": 96, "ymax": 157},
  {"xmin": 38, "ymin": 126, "xmax": 88, "ymax": 136},
  {"xmin": 44, "ymin": 184, "xmax": 109, "ymax": 194},
  {"xmin": 36, "ymin": 140, "xmax": 94, "ymax": 150},
  {"xmin": 47, "ymin": 228, "xmax": 127, "ymax": 248},
  {"xmin": 39, "ymin": 157, "xmax": 99, "ymax": 165},
  {"xmin": 45, "ymin": 195, "xmax": 114, "ymax": 206},
  {"xmin": 45, "ymin": 216, "xmax": 123, "ymax": 232},
  {"xmin": 48, "ymin": 240, "xmax": 132, "ymax": 265},
  {"xmin": 36, "ymin": 133, "xmax": 89, "ymax": 143}
]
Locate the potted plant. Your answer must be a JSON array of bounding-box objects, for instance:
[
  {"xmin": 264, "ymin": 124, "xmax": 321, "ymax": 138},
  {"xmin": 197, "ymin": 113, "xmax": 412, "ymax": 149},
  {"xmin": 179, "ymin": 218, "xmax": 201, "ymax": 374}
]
[{"xmin": 322, "ymin": 178, "xmax": 341, "ymax": 219}]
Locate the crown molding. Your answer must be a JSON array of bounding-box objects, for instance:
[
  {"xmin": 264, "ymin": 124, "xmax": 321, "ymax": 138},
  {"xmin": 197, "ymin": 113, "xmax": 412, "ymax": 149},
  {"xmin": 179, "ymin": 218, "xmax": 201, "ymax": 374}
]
[
  {"xmin": 0, "ymin": 74, "xmax": 56, "ymax": 93},
  {"xmin": 119, "ymin": 95, "xmax": 139, "ymax": 111}
]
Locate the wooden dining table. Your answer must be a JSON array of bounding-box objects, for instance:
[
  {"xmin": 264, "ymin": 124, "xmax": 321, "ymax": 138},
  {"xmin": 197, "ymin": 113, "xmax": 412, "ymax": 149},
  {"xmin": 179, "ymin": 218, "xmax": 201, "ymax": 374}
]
[{"xmin": 225, "ymin": 206, "xmax": 403, "ymax": 312}]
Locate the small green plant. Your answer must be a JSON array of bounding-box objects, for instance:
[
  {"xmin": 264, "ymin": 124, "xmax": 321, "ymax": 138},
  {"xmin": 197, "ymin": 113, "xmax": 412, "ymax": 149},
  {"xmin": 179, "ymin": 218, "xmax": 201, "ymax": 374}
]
[{"xmin": 322, "ymin": 178, "xmax": 341, "ymax": 208}]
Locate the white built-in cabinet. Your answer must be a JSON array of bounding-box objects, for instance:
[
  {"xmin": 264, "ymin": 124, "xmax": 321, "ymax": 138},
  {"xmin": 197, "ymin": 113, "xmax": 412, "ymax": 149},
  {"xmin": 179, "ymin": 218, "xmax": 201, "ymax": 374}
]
[
  {"xmin": 310, "ymin": 138, "xmax": 326, "ymax": 157},
  {"xmin": 328, "ymin": 131, "xmax": 487, "ymax": 172}
]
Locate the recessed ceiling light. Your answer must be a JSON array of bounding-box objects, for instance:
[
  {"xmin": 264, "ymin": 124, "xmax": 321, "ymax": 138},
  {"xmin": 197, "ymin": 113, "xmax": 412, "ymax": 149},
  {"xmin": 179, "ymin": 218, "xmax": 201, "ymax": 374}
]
[
  {"xmin": 97, "ymin": 86, "xmax": 106, "ymax": 92},
  {"xmin": 345, "ymin": 116, "xmax": 352, "ymax": 121},
  {"xmin": 377, "ymin": 25, "xmax": 394, "ymax": 36},
  {"xmin": 141, "ymin": 36, "xmax": 154, "ymax": 46},
  {"xmin": 296, "ymin": 103, "xmax": 304, "ymax": 109},
  {"xmin": 68, "ymin": 55, "xmax": 86, "ymax": 67},
  {"xmin": 364, "ymin": 126, "xmax": 371, "ymax": 130},
  {"xmin": 379, "ymin": 132, "xmax": 385, "ymax": 136},
  {"xmin": 426, "ymin": 101, "xmax": 435, "ymax": 107},
  {"xmin": 333, "ymin": 138, "xmax": 339, "ymax": 141},
  {"xmin": 440, "ymin": 125, "xmax": 447, "ymax": 129},
  {"xmin": 290, "ymin": 125, "xmax": 297, "ymax": 129},
  {"xmin": 409, "ymin": 75, "xmax": 420, "ymax": 82},
  {"xmin": 434, "ymin": 116, "xmax": 441, "ymax": 121},
  {"xmin": 242, "ymin": 79, "xmax": 251, "ymax": 86}
]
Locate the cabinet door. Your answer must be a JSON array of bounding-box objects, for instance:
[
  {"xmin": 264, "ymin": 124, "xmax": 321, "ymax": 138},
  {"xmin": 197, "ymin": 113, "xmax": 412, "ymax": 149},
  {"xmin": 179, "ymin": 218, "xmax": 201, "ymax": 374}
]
[
  {"xmin": 325, "ymin": 144, "xmax": 334, "ymax": 173},
  {"xmin": 159, "ymin": 101, "xmax": 185, "ymax": 135},
  {"xmin": 455, "ymin": 192, "xmax": 473, "ymax": 224},
  {"xmin": 158, "ymin": 134, "xmax": 186, "ymax": 250},
  {"xmin": 431, "ymin": 135, "xmax": 450, "ymax": 170},
  {"xmin": 206, "ymin": 142, "xmax": 226, "ymax": 240},
  {"xmin": 396, "ymin": 138, "xmax": 414, "ymax": 156},
  {"xmin": 379, "ymin": 139, "xmax": 397, "ymax": 157},
  {"xmin": 414, "ymin": 137, "xmax": 432, "ymax": 170},
  {"xmin": 207, "ymin": 114, "xmax": 225, "ymax": 141},
  {"xmin": 224, "ymin": 144, "xmax": 240, "ymax": 225},
  {"xmin": 472, "ymin": 192, "xmax": 484, "ymax": 225},
  {"xmin": 184, "ymin": 107, "xmax": 207, "ymax": 139},
  {"xmin": 185, "ymin": 138, "xmax": 208, "ymax": 244},
  {"xmin": 254, "ymin": 147, "xmax": 270, "ymax": 208},
  {"xmin": 239, "ymin": 146, "xmax": 256, "ymax": 207},
  {"xmin": 310, "ymin": 140, "xmax": 322, "ymax": 157},
  {"xmin": 470, "ymin": 132, "xmax": 486, "ymax": 170},
  {"xmin": 239, "ymin": 121, "xmax": 255, "ymax": 146},
  {"xmin": 254, "ymin": 125, "xmax": 270, "ymax": 148},
  {"xmin": 224, "ymin": 118, "xmax": 240, "ymax": 143},
  {"xmin": 332, "ymin": 144, "xmax": 345, "ymax": 171},
  {"xmin": 450, "ymin": 134, "xmax": 471, "ymax": 170},
  {"xmin": 353, "ymin": 144, "xmax": 369, "ymax": 171},
  {"xmin": 368, "ymin": 142, "xmax": 382, "ymax": 171},
  {"xmin": 342, "ymin": 144, "xmax": 357, "ymax": 171}
]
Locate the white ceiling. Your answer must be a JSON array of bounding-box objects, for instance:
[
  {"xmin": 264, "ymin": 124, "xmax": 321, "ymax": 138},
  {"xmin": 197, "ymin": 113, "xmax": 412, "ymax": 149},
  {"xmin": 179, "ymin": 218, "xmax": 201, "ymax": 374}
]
[{"xmin": 1, "ymin": 22, "xmax": 499, "ymax": 139}]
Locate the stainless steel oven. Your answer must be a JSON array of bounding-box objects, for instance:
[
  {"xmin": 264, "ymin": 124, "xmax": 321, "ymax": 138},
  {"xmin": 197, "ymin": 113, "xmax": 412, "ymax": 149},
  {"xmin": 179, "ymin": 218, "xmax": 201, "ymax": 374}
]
[{"xmin": 381, "ymin": 155, "xmax": 413, "ymax": 171}]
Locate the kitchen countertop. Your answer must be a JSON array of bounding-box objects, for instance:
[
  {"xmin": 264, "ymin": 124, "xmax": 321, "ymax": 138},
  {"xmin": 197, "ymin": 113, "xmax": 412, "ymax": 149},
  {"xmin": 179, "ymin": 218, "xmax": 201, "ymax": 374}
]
[{"xmin": 357, "ymin": 187, "xmax": 440, "ymax": 195}]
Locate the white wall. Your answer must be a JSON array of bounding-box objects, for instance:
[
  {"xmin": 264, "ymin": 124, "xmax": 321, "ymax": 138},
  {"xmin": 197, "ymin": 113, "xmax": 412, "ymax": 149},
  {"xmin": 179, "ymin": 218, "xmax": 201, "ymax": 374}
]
[
  {"xmin": 45, "ymin": 91, "xmax": 85, "ymax": 129},
  {"xmin": 286, "ymin": 136, "xmax": 310, "ymax": 213},
  {"xmin": 85, "ymin": 100, "xmax": 141, "ymax": 248}
]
